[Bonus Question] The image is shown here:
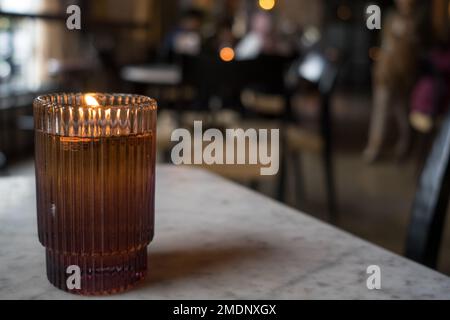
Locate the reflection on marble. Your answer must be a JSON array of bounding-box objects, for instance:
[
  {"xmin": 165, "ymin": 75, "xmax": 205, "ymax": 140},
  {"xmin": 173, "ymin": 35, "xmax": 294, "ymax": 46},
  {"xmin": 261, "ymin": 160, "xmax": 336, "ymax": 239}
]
[{"xmin": 0, "ymin": 165, "xmax": 449, "ymax": 299}]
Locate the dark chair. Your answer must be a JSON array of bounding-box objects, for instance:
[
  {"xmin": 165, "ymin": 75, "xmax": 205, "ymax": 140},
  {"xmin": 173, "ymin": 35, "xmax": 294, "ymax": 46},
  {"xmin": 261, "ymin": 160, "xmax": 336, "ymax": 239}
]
[
  {"xmin": 405, "ymin": 107, "xmax": 450, "ymax": 268},
  {"xmin": 280, "ymin": 52, "xmax": 339, "ymax": 223},
  {"xmin": 181, "ymin": 54, "xmax": 289, "ymax": 112}
]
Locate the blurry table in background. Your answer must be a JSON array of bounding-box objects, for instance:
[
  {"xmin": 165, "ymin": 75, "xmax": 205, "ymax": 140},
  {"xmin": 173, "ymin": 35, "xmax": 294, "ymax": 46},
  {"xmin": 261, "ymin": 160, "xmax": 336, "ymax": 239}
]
[
  {"xmin": 121, "ymin": 64, "xmax": 186, "ymax": 116},
  {"xmin": 0, "ymin": 165, "xmax": 449, "ymax": 299},
  {"xmin": 121, "ymin": 64, "xmax": 182, "ymax": 85}
]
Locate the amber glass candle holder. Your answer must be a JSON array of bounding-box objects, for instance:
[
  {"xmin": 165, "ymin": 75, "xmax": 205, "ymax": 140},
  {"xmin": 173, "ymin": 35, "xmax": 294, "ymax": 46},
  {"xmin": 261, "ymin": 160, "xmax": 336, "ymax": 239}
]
[{"xmin": 33, "ymin": 93, "xmax": 157, "ymax": 295}]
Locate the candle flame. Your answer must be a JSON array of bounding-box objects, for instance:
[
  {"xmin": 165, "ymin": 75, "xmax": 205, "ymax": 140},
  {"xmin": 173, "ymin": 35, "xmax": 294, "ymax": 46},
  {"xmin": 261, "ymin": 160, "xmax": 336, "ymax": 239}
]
[{"xmin": 85, "ymin": 94, "xmax": 100, "ymax": 106}]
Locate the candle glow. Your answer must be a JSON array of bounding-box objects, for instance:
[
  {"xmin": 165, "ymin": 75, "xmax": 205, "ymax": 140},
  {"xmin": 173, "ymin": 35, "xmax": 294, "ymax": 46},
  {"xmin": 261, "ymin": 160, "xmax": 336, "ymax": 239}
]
[{"xmin": 85, "ymin": 94, "xmax": 100, "ymax": 106}]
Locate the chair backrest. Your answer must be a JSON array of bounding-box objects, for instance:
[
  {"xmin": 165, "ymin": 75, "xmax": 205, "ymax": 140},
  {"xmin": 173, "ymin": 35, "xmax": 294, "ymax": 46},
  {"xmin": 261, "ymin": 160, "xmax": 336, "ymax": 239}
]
[
  {"xmin": 180, "ymin": 54, "xmax": 290, "ymax": 110},
  {"xmin": 405, "ymin": 108, "xmax": 450, "ymax": 268}
]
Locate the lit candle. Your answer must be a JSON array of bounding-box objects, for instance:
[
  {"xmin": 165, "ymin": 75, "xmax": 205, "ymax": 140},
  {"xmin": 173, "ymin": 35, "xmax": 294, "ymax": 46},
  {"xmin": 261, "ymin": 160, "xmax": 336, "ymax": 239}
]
[{"xmin": 33, "ymin": 93, "xmax": 157, "ymax": 295}]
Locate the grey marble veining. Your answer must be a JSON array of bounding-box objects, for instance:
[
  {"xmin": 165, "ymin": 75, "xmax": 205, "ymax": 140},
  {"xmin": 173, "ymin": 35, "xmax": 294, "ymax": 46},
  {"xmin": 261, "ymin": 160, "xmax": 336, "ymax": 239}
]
[{"xmin": 0, "ymin": 165, "xmax": 449, "ymax": 299}]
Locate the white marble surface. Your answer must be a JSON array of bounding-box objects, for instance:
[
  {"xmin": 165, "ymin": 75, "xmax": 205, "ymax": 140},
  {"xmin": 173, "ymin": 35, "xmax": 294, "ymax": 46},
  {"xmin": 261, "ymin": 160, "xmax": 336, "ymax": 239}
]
[{"xmin": 0, "ymin": 165, "xmax": 449, "ymax": 299}]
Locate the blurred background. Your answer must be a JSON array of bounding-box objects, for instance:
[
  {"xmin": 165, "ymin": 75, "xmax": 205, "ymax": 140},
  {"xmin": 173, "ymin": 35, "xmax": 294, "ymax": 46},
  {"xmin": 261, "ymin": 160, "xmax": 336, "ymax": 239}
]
[{"xmin": 0, "ymin": 0, "xmax": 449, "ymax": 274}]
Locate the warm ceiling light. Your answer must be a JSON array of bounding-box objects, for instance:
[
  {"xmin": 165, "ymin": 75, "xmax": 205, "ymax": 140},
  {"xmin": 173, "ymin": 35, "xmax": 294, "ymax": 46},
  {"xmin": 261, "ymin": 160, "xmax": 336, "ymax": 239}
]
[
  {"xmin": 85, "ymin": 94, "xmax": 99, "ymax": 106},
  {"xmin": 219, "ymin": 47, "xmax": 235, "ymax": 62},
  {"xmin": 259, "ymin": 0, "xmax": 275, "ymax": 11}
]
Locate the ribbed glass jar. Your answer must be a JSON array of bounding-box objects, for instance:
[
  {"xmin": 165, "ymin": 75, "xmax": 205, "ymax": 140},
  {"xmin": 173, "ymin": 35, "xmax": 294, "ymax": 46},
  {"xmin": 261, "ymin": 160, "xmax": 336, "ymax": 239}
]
[{"xmin": 33, "ymin": 93, "xmax": 157, "ymax": 295}]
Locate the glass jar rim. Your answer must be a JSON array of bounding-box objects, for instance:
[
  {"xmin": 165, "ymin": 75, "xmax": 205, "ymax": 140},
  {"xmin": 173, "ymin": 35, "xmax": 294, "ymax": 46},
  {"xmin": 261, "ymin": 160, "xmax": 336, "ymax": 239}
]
[{"xmin": 34, "ymin": 92, "xmax": 157, "ymax": 110}]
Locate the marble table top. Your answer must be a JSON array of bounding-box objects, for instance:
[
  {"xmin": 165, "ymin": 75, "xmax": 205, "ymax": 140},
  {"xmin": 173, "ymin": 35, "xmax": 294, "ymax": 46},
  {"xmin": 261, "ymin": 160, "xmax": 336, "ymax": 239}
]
[{"xmin": 0, "ymin": 165, "xmax": 449, "ymax": 299}]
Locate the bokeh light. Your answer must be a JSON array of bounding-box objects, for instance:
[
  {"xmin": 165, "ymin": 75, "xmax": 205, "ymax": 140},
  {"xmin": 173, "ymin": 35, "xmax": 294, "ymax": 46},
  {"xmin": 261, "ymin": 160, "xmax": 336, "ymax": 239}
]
[
  {"xmin": 219, "ymin": 47, "xmax": 235, "ymax": 62},
  {"xmin": 259, "ymin": 0, "xmax": 275, "ymax": 11}
]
